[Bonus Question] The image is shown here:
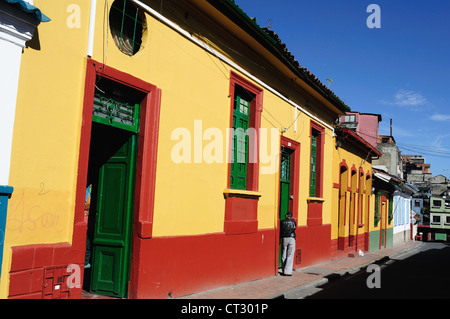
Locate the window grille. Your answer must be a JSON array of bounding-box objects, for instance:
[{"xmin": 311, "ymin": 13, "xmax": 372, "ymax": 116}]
[
  {"xmin": 109, "ymin": 0, "xmax": 146, "ymax": 56},
  {"xmin": 93, "ymin": 93, "xmax": 140, "ymax": 133}
]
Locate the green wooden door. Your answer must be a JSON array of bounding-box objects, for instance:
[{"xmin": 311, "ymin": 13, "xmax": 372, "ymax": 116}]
[
  {"xmin": 279, "ymin": 150, "xmax": 291, "ymax": 266},
  {"xmin": 90, "ymin": 127, "xmax": 137, "ymax": 298}
]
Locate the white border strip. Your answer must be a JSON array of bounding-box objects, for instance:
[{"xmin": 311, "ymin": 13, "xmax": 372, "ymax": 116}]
[
  {"xmin": 132, "ymin": 0, "xmax": 334, "ymax": 132},
  {"xmin": 87, "ymin": 0, "xmax": 97, "ymax": 57}
]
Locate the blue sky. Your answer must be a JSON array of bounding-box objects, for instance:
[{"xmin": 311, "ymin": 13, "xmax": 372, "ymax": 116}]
[{"xmin": 235, "ymin": 0, "xmax": 450, "ymax": 178}]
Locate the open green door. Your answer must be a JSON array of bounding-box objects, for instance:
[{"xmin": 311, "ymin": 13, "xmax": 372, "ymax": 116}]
[
  {"xmin": 279, "ymin": 149, "xmax": 292, "ymax": 267},
  {"xmin": 88, "ymin": 123, "xmax": 137, "ymax": 298},
  {"xmin": 83, "ymin": 77, "xmax": 143, "ymax": 298}
]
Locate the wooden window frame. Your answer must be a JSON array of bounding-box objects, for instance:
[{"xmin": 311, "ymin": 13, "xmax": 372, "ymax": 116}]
[
  {"xmin": 230, "ymin": 86, "xmax": 251, "ymax": 190},
  {"xmin": 224, "ymin": 71, "xmax": 263, "ymax": 235},
  {"xmin": 309, "ymin": 121, "xmax": 325, "ymax": 198},
  {"xmin": 227, "ymin": 71, "xmax": 263, "ymax": 191}
]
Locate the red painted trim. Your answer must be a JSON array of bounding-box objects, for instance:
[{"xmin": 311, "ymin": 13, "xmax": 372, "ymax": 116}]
[
  {"xmin": 359, "ymin": 193, "xmax": 364, "ymax": 227},
  {"xmin": 349, "ymin": 168, "xmax": 357, "ymax": 235},
  {"xmin": 341, "ymin": 127, "xmax": 382, "ymax": 157},
  {"xmin": 339, "ymin": 159, "xmax": 349, "ymax": 172},
  {"xmin": 350, "ymin": 165, "xmax": 357, "ymax": 176},
  {"xmin": 338, "ymin": 161, "xmax": 348, "ymax": 228},
  {"xmin": 343, "ymin": 192, "xmax": 347, "ymax": 227},
  {"xmin": 134, "ymin": 88, "xmax": 161, "ymax": 239},
  {"xmin": 352, "ymin": 192, "xmax": 356, "ymax": 225}
]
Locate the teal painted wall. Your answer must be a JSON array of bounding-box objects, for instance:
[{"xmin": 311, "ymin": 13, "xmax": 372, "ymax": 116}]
[
  {"xmin": 369, "ymin": 228, "xmax": 393, "ymax": 252},
  {"xmin": 0, "ymin": 186, "xmax": 14, "ymax": 280}
]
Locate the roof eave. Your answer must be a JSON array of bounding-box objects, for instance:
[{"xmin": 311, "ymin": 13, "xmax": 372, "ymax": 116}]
[{"xmin": 207, "ymin": 0, "xmax": 351, "ymax": 113}]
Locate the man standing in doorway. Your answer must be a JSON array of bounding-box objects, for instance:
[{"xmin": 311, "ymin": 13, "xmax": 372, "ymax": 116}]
[{"xmin": 280, "ymin": 212, "xmax": 296, "ymax": 276}]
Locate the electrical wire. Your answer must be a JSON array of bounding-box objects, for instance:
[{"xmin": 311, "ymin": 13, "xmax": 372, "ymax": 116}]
[{"xmin": 345, "ymin": 129, "xmax": 450, "ymax": 158}]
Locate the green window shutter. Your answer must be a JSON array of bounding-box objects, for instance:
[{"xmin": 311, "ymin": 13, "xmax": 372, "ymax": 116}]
[
  {"xmin": 230, "ymin": 92, "xmax": 250, "ymax": 190},
  {"xmin": 309, "ymin": 133, "xmax": 317, "ymax": 196}
]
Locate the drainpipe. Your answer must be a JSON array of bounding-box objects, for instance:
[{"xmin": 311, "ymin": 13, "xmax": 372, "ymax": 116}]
[{"xmin": 87, "ymin": 0, "xmax": 97, "ymax": 57}]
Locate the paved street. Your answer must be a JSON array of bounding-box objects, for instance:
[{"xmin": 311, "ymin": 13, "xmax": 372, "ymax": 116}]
[
  {"xmin": 178, "ymin": 241, "xmax": 422, "ymax": 299},
  {"xmin": 304, "ymin": 242, "xmax": 450, "ymax": 299}
]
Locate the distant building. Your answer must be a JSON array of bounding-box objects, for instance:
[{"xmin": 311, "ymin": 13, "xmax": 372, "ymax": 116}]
[
  {"xmin": 429, "ymin": 175, "xmax": 450, "ymax": 197},
  {"xmin": 402, "ymin": 155, "xmax": 432, "ymax": 196},
  {"xmin": 338, "ymin": 112, "xmax": 381, "ymax": 149},
  {"xmin": 373, "ymin": 135, "xmax": 403, "ymax": 179}
]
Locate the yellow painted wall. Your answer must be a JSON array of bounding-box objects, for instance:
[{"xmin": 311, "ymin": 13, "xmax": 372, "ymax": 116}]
[
  {"xmin": 0, "ymin": 0, "xmax": 91, "ymax": 297},
  {"xmin": 88, "ymin": 0, "xmax": 337, "ymax": 237},
  {"xmin": 1, "ymin": 0, "xmax": 340, "ymax": 296},
  {"xmin": 330, "ymin": 146, "xmax": 374, "ymax": 241}
]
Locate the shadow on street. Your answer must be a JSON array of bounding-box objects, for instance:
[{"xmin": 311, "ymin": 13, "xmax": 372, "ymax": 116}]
[{"xmin": 305, "ymin": 242, "xmax": 450, "ymax": 299}]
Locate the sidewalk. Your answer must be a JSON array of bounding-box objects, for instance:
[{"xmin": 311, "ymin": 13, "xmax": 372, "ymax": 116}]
[{"xmin": 178, "ymin": 240, "xmax": 422, "ymax": 299}]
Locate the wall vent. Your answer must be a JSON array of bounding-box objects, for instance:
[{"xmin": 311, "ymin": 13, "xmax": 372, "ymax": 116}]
[{"xmin": 43, "ymin": 267, "xmax": 71, "ymax": 299}]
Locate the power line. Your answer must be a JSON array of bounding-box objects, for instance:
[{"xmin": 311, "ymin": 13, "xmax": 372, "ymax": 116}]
[
  {"xmin": 397, "ymin": 145, "xmax": 450, "ymax": 159},
  {"xmin": 348, "ymin": 129, "xmax": 450, "ymax": 157}
]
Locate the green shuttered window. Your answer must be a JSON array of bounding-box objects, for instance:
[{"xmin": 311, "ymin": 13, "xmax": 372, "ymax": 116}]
[
  {"xmin": 310, "ymin": 130, "xmax": 318, "ymax": 196},
  {"xmin": 230, "ymin": 87, "xmax": 252, "ymax": 190}
]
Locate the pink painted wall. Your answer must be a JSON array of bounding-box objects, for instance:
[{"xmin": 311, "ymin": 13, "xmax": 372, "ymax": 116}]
[{"xmin": 340, "ymin": 112, "xmax": 381, "ymax": 149}]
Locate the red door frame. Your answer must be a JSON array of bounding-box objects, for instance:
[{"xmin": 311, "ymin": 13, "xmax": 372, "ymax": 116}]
[
  {"xmin": 276, "ymin": 136, "xmax": 300, "ymax": 268},
  {"xmin": 78, "ymin": 58, "xmax": 161, "ymax": 293}
]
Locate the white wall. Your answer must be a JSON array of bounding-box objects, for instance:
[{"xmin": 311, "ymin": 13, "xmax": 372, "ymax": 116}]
[
  {"xmin": 0, "ymin": 4, "xmax": 37, "ymax": 185},
  {"xmin": 393, "ymin": 193, "xmax": 412, "ymax": 245},
  {"xmin": 0, "ymin": 39, "xmax": 22, "ymax": 185}
]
